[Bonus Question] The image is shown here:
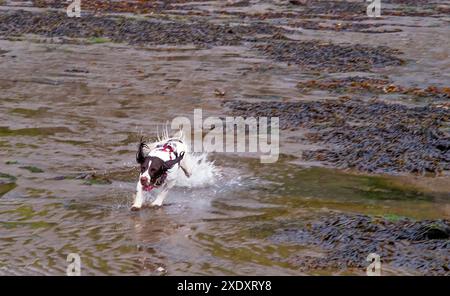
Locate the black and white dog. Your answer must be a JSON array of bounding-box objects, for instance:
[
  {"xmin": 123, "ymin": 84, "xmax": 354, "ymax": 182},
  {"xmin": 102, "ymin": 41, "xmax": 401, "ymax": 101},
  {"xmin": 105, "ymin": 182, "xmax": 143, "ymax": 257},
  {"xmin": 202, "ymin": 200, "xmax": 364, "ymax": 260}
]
[{"xmin": 131, "ymin": 134, "xmax": 192, "ymax": 211}]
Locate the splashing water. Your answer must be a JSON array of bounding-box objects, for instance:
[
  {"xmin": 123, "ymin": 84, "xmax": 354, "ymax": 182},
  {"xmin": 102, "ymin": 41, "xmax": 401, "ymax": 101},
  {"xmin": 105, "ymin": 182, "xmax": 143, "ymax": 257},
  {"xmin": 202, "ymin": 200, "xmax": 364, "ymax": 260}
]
[{"xmin": 175, "ymin": 152, "xmax": 220, "ymax": 188}]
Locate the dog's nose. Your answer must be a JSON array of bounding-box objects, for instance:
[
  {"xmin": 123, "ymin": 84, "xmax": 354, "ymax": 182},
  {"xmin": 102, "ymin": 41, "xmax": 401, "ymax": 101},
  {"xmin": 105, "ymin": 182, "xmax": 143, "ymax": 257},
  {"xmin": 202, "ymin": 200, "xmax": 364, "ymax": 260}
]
[{"xmin": 140, "ymin": 176, "xmax": 148, "ymax": 185}]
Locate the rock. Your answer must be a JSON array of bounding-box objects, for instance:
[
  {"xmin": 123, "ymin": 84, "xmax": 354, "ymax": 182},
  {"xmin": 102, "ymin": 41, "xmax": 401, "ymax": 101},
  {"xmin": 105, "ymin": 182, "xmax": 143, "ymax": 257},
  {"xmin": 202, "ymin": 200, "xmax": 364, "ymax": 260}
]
[
  {"xmin": 223, "ymin": 98, "xmax": 449, "ymax": 175},
  {"xmin": 270, "ymin": 212, "xmax": 450, "ymax": 275},
  {"xmin": 289, "ymin": 0, "xmax": 308, "ymax": 5},
  {"xmin": 420, "ymin": 223, "xmax": 450, "ymax": 240}
]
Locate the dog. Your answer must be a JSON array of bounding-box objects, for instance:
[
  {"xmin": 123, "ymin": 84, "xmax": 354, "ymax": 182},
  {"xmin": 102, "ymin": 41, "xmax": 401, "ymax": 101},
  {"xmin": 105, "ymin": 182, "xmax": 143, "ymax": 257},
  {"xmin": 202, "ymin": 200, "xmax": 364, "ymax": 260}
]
[{"xmin": 131, "ymin": 134, "xmax": 192, "ymax": 211}]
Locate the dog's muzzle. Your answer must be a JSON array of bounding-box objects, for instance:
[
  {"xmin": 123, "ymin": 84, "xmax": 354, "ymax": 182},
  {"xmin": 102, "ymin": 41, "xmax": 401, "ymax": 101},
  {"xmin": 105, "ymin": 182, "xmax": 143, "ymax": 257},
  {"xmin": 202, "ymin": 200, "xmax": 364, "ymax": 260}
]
[
  {"xmin": 141, "ymin": 176, "xmax": 154, "ymax": 192},
  {"xmin": 140, "ymin": 176, "xmax": 149, "ymax": 186}
]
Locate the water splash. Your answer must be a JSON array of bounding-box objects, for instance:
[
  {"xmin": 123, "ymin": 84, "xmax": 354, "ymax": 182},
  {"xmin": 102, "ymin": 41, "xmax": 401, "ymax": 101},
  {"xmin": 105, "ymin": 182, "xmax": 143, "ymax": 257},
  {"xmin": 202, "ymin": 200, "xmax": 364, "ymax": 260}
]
[
  {"xmin": 175, "ymin": 152, "xmax": 220, "ymax": 188},
  {"xmin": 147, "ymin": 126, "xmax": 220, "ymax": 188}
]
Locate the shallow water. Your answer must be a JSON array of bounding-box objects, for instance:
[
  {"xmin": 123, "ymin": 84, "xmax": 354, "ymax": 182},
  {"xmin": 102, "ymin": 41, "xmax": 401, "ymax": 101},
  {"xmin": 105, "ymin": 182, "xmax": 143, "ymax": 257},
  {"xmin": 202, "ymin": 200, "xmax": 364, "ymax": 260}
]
[
  {"xmin": 1, "ymin": 152, "xmax": 448, "ymax": 275},
  {"xmin": 0, "ymin": 1, "xmax": 449, "ymax": 275}
]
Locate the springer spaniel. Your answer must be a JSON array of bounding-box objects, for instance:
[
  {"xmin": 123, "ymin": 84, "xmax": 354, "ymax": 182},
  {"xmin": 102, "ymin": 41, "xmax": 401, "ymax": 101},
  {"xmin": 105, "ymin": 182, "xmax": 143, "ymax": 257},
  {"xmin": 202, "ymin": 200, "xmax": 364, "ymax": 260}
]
[{"xmin": 131, "ymin": 136, "xmax": 192, "ymax": 211}]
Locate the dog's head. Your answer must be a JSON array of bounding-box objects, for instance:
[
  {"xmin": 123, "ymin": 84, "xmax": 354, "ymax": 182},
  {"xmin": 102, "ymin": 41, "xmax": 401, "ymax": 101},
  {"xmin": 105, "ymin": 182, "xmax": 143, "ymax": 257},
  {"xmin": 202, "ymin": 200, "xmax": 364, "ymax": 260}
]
[{"xmin": 136, "ymin": 140, "xmax": 184, "ymax": 190}]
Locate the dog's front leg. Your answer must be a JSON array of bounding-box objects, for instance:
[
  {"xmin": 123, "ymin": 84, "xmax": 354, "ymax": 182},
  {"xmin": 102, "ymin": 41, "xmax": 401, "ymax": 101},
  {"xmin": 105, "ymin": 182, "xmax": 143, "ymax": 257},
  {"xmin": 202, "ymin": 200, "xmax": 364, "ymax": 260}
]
[{"xmin": 131, "ymin": 181, "xmax": 144, "ymax": 211}]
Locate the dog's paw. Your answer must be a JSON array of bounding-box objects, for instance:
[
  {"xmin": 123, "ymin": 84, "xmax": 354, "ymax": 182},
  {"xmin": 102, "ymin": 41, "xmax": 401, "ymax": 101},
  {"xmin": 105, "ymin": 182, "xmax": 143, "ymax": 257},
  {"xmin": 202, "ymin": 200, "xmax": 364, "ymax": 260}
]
[{"xmin": 130, "ymin": 205, "xmax": 142, "ymax": 211}]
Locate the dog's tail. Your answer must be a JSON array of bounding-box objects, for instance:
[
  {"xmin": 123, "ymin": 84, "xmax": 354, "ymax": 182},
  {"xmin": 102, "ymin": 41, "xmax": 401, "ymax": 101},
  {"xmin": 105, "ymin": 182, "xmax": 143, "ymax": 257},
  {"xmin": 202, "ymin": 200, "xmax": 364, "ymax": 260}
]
[
  {"xmin": 156, "ymin": 125, "xmax": 185, "ymax": 142},
  {"xmin": 172, "ymin": 128, "xmax": 184, "ymax": 141}
]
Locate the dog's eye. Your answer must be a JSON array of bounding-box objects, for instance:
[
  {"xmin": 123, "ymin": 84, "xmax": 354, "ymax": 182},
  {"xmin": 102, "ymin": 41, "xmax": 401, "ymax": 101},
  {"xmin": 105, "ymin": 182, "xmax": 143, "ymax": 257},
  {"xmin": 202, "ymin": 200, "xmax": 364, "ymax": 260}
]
[{"xmin": 141, "ymin": 166, "xmax": 146, "ymax": 173}]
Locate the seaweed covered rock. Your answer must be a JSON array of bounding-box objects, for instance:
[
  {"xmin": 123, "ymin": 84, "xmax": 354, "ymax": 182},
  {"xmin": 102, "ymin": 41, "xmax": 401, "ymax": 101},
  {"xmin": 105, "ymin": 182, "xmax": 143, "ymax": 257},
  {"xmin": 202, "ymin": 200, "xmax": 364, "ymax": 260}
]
[
  {"xmin": 270, "ymin": 213, "xmax": 450, "ymax": 275},
  {"xmin": 224, "ymin": 99, "xmax": 450, "ymax": 174}
]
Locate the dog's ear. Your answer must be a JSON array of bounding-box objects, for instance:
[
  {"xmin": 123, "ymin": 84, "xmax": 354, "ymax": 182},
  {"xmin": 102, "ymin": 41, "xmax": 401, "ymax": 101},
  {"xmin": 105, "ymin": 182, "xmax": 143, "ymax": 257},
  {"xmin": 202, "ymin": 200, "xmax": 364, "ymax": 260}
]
[
  {"xmin": 163, "ymin": 151, "xmax": 185, "ymax": 170},
  {"xmin": 136, "ymin": 137, "xmax": 148, "ymax": 164}
]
